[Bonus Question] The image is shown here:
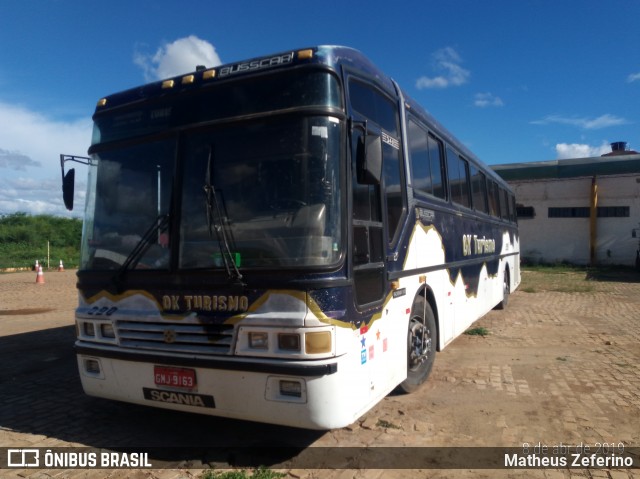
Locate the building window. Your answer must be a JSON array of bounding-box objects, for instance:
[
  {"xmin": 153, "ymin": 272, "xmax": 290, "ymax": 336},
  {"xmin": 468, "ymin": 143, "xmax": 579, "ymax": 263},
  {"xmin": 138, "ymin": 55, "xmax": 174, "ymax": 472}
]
[
  {"xmin": 548, "ymin": 206, "xmax": 630, "ymax": 218},
  {"xmin": 516, "ymin": 205, "xmax": 535, "ymax": 219},
  {"xmin": 548, "ymin": 207, "xmax": 590, "ymax": 218},
  {"xmin": 597, "ymin": 206, "xmax": 630, "ymax": 217}
]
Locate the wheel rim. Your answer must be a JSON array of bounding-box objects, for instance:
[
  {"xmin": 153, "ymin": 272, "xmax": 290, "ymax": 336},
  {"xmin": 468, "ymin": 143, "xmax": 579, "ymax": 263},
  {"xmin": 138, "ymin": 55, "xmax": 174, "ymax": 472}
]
[{"xmin": 408, "ymin": 316, "xmax": 432, "ymax": 372}]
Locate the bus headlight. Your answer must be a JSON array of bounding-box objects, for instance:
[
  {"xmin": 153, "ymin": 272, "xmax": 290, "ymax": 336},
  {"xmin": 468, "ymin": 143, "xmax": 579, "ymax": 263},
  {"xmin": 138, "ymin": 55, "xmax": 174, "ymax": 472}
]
[
  {"xmin": 278, "ymin": 333, "xmax": 301, "ymax": 351},
  {"xmin": 248, "ymin": 332, "xmax": 269, "ymax": 349},
  {"xmin": 237, "ymin": 326, "xmax": 335, "ymax": 358},
  {"xmin": 77, "ymin": 320, "xmax": 117, "ymax": 344},
  {"xmin": 100, "ymin": 323, "xmax": 115, "ymax": 338},
  {"xmin": 83, "ymin": 322, "xmax": 96, "ymax": 337}
]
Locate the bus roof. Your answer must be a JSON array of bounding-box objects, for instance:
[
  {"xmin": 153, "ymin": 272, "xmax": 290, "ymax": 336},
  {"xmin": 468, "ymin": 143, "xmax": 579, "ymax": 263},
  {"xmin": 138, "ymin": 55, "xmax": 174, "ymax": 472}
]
[
  {"xmin": 93, "ymin": 46, "xmax": 379, "ymax": 114},
  {"xmin": 93, "ymin": 45, "xmax": 510, "ymax": 190}
]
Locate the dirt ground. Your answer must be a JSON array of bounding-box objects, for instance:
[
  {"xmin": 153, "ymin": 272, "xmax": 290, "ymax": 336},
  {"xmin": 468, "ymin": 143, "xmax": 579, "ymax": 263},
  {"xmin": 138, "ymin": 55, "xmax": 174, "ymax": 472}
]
[{"xmin": 0, "ymin": 268, "xmax": 639, "ymax": 479}]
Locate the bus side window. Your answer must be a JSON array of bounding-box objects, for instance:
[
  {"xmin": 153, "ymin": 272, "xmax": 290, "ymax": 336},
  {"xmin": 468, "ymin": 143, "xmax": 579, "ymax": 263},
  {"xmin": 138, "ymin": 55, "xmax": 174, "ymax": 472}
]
[
  {"xmin": 408, "ymin": 118, "xmax": 432, "ymax": 193},
  {"xmin": 489, "ymin": 180, "xmax": 501, "ymax": 217},
  {"xmin": 407, "ymin": 117, "xmax": 448, "ymax": 203},
  {"xmin": 470, "ymin": 165, "xmax": 488, "ymax": 214},
  {"xmin": 429, "ymin": 134, "xmax": 446, "ymax": 200},
  {"xmin": 446, "ymin": 147, "xmax": 471, "ymax": 208},
  {"xmin": 499, "ymin": 188, "xmax": 510, "ymax": 220},
  {"xmin": 349, "ymin": 78, "xmax": 405, "ymax": 245}
]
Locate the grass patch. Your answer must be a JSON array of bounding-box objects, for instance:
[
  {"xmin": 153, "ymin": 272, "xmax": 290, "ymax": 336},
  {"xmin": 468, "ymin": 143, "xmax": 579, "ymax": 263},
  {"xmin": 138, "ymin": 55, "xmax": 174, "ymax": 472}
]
[
  {"xmin": 521, "ymin": 265, "xmax": 595, "ymax": 293},
  {"xmin": 465, "ymin": 327, "xmax": 489, "ymax": 336},
  {"xmin": 521, "ymin": 264, "xmax": 640, "ymax": 293},
  {"xmin": 523, "ymin": 264, "xmax": 585, "ymax": 274},
  {"xmin": 201, "ymin": 467, "xmax": 285, "ymax": 479},
  {"xmin": 377, "ymin": 419, "xmax": 401, "ymax": 429}
]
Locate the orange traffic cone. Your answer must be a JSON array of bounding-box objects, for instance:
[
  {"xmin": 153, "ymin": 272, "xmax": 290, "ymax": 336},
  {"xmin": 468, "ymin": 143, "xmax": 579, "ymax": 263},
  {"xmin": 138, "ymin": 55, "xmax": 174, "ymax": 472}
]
[
  {"xmin": 58, "ymin": 260, "xmax": 65, "ymax": 272},
  {"xmin": 36, "ymin": 265, "xmax": 45, "ymax": 284}
]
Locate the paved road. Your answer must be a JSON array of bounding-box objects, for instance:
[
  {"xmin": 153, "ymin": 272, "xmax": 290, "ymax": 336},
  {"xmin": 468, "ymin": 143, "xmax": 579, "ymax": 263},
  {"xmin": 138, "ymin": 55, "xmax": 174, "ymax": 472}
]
[{"xmin": 0, "ymin": 270, "xmax": 639, "ymax": 478}]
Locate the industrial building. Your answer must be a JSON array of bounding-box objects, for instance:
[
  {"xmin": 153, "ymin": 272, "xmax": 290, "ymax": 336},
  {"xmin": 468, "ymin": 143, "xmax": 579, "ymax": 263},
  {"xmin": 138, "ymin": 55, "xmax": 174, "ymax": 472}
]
[{"xmin": 493, "ymin": 142, "xmax": 640, "ymax": 267}]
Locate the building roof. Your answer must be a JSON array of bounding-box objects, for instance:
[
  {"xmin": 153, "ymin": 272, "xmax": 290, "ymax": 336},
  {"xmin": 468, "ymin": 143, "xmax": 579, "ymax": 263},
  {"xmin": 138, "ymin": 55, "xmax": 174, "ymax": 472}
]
[{"xmin": 491, "ymin": 153, "xmax": 640, "ymax": 181}]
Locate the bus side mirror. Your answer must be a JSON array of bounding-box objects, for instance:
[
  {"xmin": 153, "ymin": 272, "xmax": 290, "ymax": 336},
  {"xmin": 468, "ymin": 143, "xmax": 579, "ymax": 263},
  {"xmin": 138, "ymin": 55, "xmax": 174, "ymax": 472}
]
[
  {"xmin": 62, "ymin": 168, "xmax": 76, "ymax": 211},
  {"xmin": 357, "ymin": 133, "xmax": 382, "ymax": 185}
]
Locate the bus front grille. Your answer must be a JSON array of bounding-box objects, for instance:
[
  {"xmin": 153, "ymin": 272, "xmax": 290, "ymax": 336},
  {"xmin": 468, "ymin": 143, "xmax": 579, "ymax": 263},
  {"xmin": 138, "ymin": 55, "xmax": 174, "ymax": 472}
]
[{"xmin": 115, "ymin": 320, "xmax": 234, "ymax": 355}]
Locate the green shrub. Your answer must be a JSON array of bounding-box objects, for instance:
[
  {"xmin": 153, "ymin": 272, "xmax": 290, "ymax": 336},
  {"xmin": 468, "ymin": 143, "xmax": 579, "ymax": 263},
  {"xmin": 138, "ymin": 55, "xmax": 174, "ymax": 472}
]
[{"xmin": 0, "ymin": 213, "xmax": 82, "ymax": 269}]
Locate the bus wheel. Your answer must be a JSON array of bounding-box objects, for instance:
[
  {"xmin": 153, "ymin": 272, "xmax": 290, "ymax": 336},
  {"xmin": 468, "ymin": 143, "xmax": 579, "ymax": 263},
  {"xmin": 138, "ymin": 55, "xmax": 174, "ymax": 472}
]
[
  {"xmin": 495, "ymin": 269, "xmax": 510, "ymax": 310},
  {"xmin": 398, "ymin": 296, "xmax": 436, "ymax": 393}
]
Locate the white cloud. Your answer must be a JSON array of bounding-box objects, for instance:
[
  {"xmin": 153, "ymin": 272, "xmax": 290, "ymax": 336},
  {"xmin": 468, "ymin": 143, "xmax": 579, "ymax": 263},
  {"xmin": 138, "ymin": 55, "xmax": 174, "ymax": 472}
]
[
  {"xmin": 134, "ymin": 35, "xmax": 222, "ymax": 81},
  {"xmin": 0, "ymin": 176, "xmax": 84, "ymax": 217},
  {"xmin": 531, "ymin": 114, "xmax": 628, "ymax": 130},
  {"xmin": 474, "ymin": 92, "xmax": 504, "ymax": 108},
  {"xmin": 555, "ymin": 141, "xmax": 612, "ymax": 159},
  {"xmin": 0, "ymin": 101, "xmax": 92, "ymax": 167},
  {"xmin": 0, "ymin": 149, "xmax": 41, "ymax": 170},
  {"xmin": 0, "ymin": 101, "xmax": 92, "ymax": 217},
  {"xmin": 627, "ymin": 72, "xmax": 640, "ymax": 83},
  {"xmin": 416, "ymin": 47, "xmax": 470, "ymax": 90}
]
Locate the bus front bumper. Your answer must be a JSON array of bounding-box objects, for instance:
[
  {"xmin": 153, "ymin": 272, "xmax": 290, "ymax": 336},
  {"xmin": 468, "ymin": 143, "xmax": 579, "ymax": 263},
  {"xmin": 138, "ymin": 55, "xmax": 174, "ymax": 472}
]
[{"xmin": 76, "ymin": 344, "xmax": 363, "ymax": 430}]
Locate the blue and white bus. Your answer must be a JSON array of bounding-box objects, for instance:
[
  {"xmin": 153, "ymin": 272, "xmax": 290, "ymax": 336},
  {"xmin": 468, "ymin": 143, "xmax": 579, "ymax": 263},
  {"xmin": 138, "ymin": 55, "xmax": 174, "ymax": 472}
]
[{"xmin": 62, "ymin": 45, "xmax": 520, "ymax": 430}]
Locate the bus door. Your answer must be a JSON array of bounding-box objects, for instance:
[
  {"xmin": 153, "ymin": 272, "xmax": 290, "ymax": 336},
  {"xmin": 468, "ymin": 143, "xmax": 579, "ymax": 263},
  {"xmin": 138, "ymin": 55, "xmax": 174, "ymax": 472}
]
[{"xmin": 348, "ymin": 76, "xmax": 407, "ymax": 394}]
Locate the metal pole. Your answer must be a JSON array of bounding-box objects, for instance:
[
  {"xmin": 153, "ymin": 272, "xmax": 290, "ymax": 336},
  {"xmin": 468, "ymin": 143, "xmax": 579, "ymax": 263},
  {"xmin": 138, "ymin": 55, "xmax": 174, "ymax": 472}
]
[{"xmin": 589, "ymin": 176, "xmax": 597, "ymax": 265}]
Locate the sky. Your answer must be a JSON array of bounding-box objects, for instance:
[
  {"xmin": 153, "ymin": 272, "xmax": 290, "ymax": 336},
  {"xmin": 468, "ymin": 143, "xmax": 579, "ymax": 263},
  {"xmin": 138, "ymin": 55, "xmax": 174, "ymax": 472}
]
[{"xmin": 1, "ymin": 0, "xmax": 639, "ymax": 217}]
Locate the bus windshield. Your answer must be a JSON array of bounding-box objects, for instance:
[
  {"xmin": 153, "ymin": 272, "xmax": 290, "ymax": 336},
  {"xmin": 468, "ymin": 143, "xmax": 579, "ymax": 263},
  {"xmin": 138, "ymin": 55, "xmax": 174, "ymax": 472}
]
[
  {"xmin": 81, "ymin": 115, "xmax": 342, "ymax": 271},
  {"xmin": 180, "ymin": 115, "xmax": 342, "ymax": 269}
]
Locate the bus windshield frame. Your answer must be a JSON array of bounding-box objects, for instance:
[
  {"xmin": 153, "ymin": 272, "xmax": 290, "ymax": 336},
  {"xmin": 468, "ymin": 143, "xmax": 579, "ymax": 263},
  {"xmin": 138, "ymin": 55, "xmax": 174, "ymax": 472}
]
[{"xmin": 82, "ymin": 68, "xmax": 345, "ymax": 273}]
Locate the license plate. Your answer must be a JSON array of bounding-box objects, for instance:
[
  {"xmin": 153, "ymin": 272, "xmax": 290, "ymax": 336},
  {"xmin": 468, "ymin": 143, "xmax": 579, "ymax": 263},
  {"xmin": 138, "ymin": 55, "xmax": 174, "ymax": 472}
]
[{"xmin": 154, "ymin": 366, "xmax": 197, "ymax": 389}]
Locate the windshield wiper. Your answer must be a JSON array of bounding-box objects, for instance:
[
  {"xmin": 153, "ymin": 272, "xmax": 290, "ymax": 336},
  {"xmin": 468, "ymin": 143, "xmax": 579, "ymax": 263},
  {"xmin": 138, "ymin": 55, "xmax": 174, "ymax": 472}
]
[
  {"xmin": 204, "ymin": 145, "xmax": 245, "ymax": 288},
  {"xmin": 110, "ymin": 214, "xmax": 170, "ymax": 293}
]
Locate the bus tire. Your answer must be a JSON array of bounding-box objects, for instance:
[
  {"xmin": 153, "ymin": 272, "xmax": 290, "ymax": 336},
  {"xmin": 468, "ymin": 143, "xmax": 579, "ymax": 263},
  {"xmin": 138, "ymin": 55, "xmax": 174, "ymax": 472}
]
[
  {"xmin": 398, "ymin": 296, "xmax": 436, "ymax": 393},
  {"xmin": 495, "ymin": 269, "xmax": 510, "ymax": 310}
]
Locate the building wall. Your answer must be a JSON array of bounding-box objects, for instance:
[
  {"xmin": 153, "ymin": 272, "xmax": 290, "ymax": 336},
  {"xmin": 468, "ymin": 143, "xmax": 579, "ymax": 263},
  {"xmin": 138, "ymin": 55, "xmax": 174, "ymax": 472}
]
[{"xmin": 512, "ymin": 174, "xmax": 640, "ymax": 266}]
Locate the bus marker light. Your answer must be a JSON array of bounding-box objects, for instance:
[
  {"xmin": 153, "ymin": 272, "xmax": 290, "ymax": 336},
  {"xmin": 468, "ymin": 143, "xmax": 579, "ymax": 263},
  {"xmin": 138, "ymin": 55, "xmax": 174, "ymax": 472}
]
[
  {"xmin": 97, "ymin": 98, "xmax": 107, "ymax": 107},
  {"xmin": 162, "ymin": 80, "xmax": 175, "ymax": 89},
  {"xmin": 297, "ymin": 49, "xmax": 313, "ymax": 60},
  {"xmin": 202, "ymin": 69, "xmax": 216, "ymax": 80},
  {"xmin": 305, "ymin": 331, "xmax": 331, "ymax": 354},
  {"xmin": 181, "ymin": 75, "xmax": 195, "ymax": 85}
]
